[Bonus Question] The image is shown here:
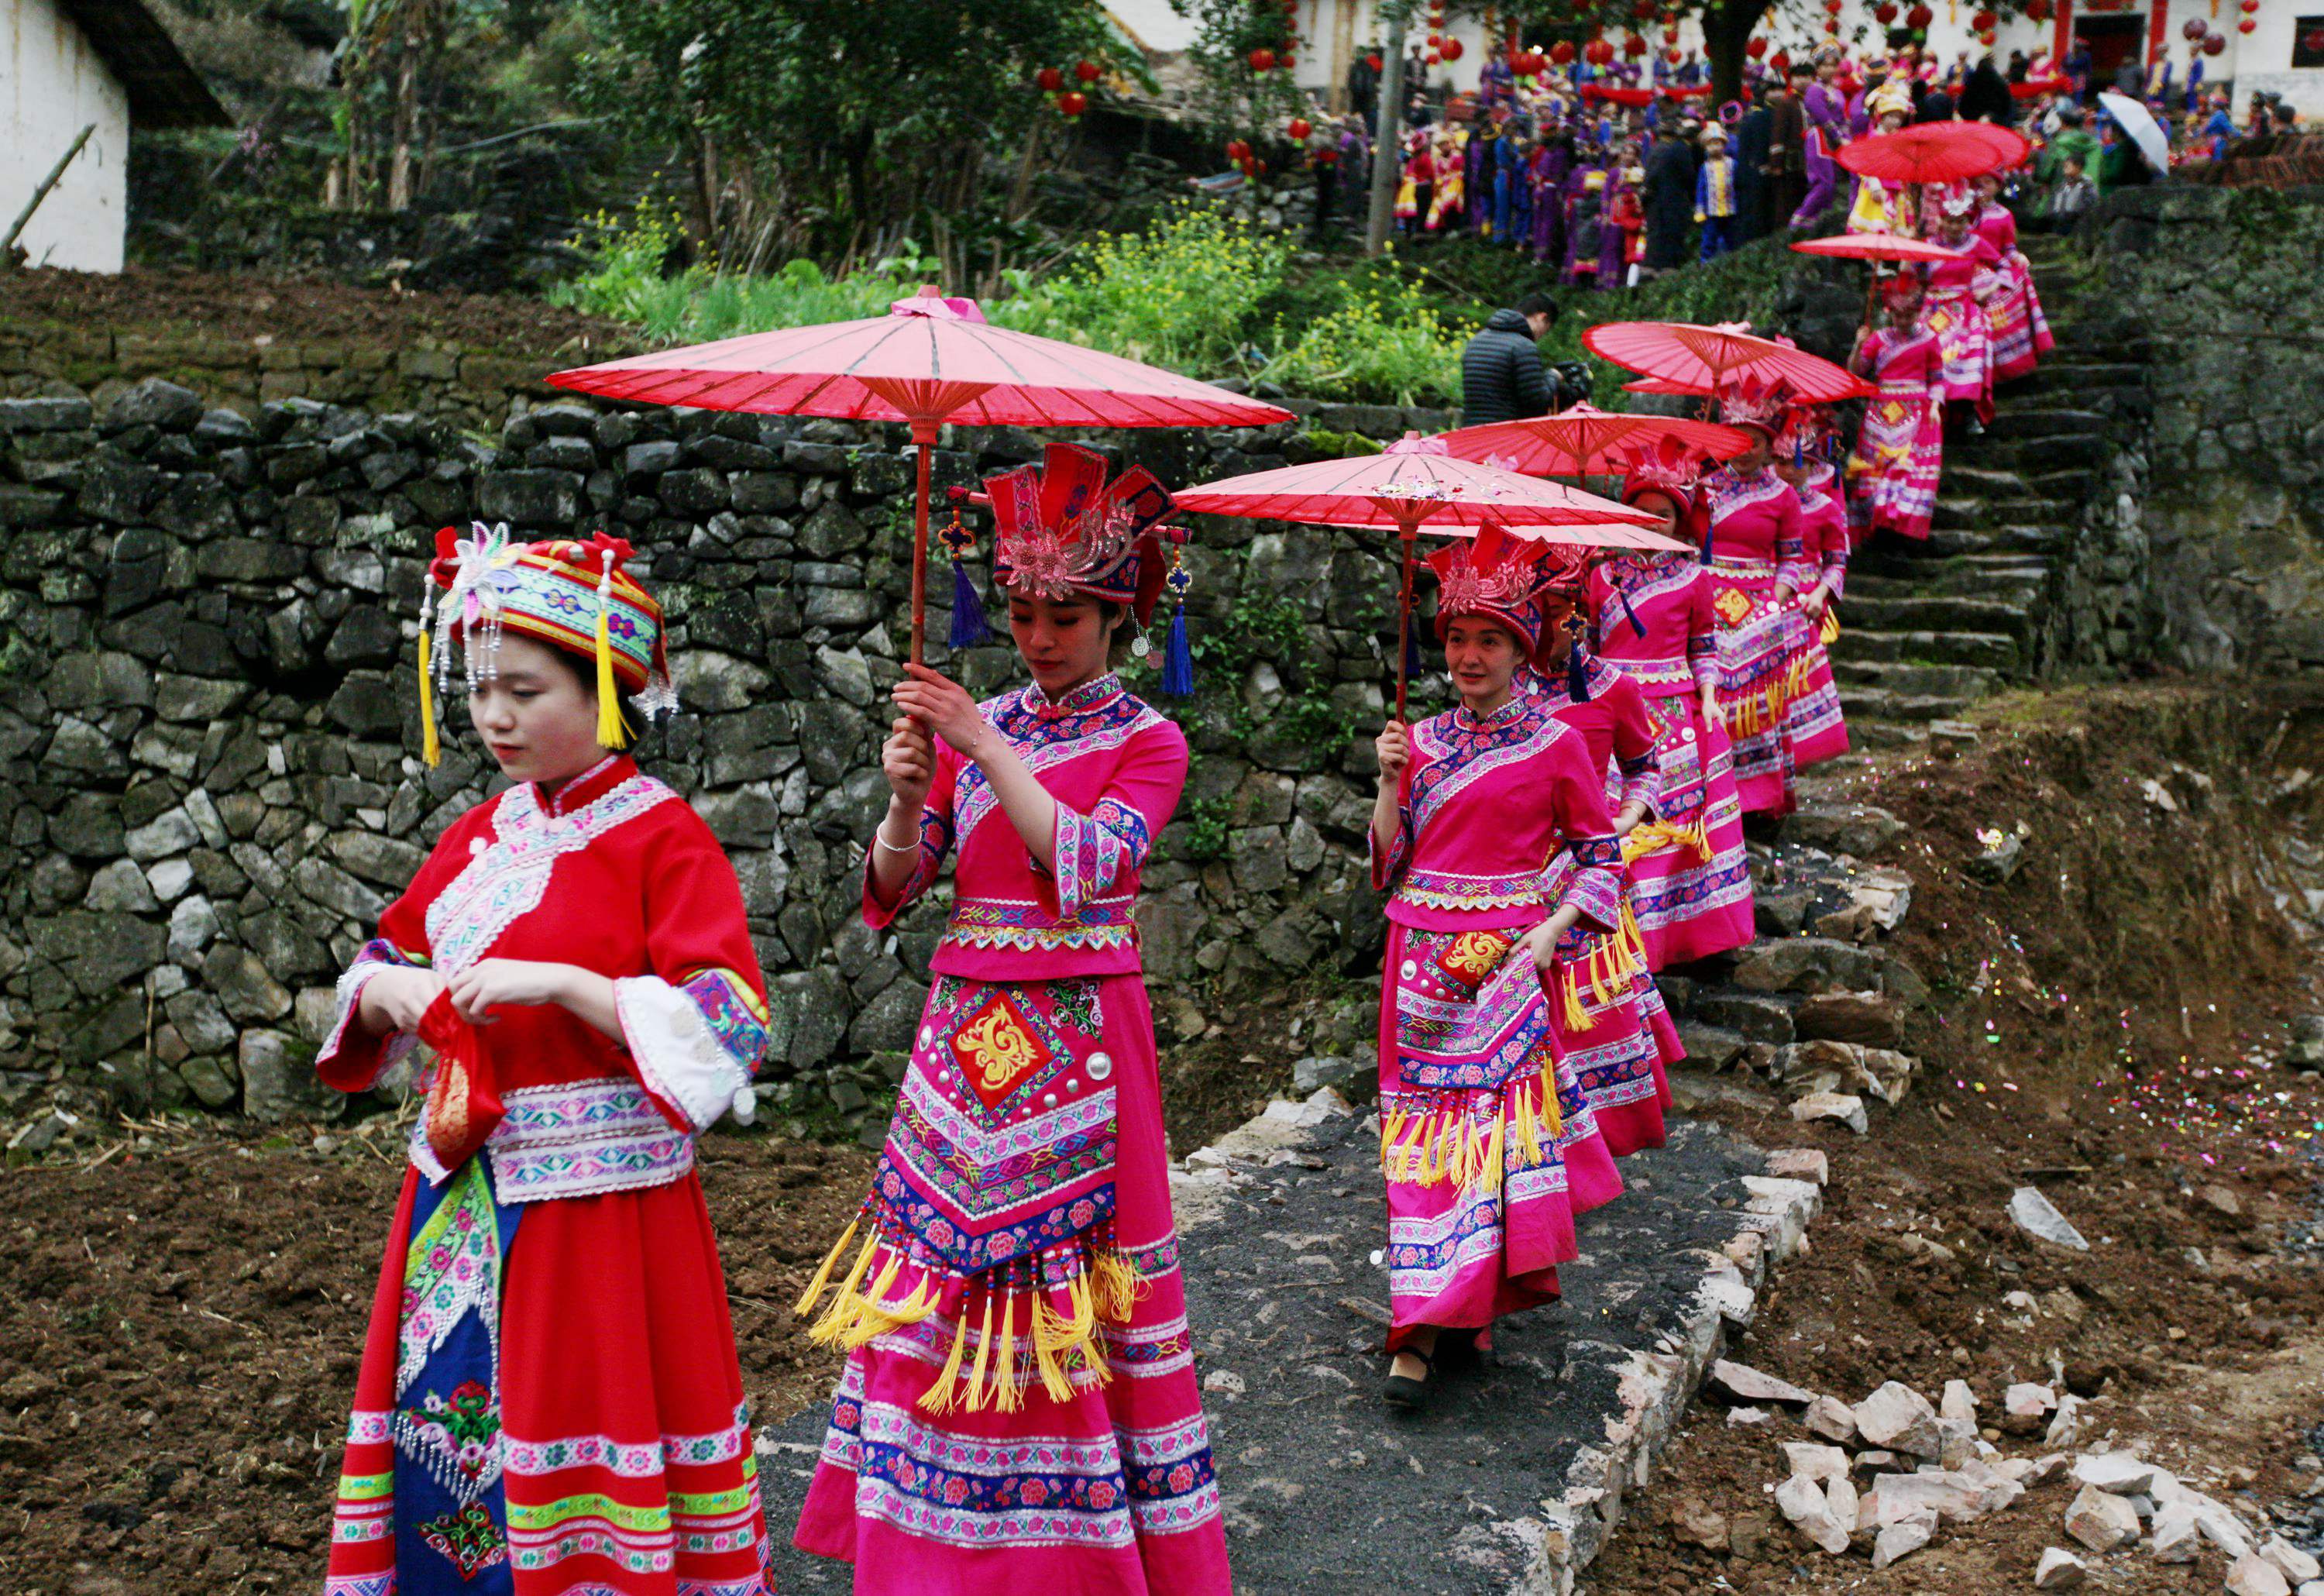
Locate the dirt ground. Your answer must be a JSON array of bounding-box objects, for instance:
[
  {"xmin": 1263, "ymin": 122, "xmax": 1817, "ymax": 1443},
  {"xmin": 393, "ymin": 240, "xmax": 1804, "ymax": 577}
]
[
  {"xmin": 5, "ymin": 685, "xmax": 2322, "ymax": 1595},
  {"xmin": 0, "ymin": 1124, "xmax": 870, "ymax": 1594},
  {"xmin": 1587, "ymin": 683, "xmax": 2324, "ymax": 1595},
  {"xmin": 0, "ymin": 265, "xmax": 639, "ymax": 359}
]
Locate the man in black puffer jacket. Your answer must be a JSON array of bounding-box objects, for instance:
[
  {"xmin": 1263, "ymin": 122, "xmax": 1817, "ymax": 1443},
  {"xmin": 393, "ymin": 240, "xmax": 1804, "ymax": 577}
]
[{"xmin": 1459, "ymin": 293, "xmax": 1556, "ymax": 425}]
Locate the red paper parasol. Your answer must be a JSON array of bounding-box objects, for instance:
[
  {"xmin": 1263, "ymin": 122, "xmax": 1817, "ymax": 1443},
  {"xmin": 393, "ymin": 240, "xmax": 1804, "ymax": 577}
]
[
  {"xmin": 1583, "ymin": 321, "xmax": 1873, "ymax": 402},
  {"xmin": 1836, "ymin": 121, "xmax": 2031, "ymax": 184},
  {"xmin": 547, "ymin": 287, "xmax": 1291, "ymax": 665},
  {"xmin": 1789, "ymin": 232, "xmax": 1961, "ymax": 263},
  {"xmin": 1438, "ymin": 401, "xmax": 1752, "ymax": 477},
  {"xmin": 1175, "ymin": 435, "xmax": 1678, "ymax": 715},
  {"xmin": 1583, "ymin": 84, "xmax": 1657, "ymax": 106}
]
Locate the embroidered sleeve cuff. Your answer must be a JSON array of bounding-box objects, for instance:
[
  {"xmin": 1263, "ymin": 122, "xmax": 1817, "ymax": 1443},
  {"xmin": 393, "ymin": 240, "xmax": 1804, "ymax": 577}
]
[
  {"xmin": 1556, "ymin": 837, "xmax": 1624, "ymax": 934},
  {"xmin": 1618, "ymin": 760, "xmax": 1662, "ymax": 820},
  {"xmin": 316, "ymin": 940, "xmax": 423, "ymax": 1093},
  {"xmin": 1369, "ymin": 809, "xmax": 1413, "ymax": 893},
  {"xmin": 1053, "ymin": 798, "xmax": 1150, "ymax": 917},
  {"xmin": 864, "ymin": 807, "xmax": 951, "ymax": 929},
  {"xmin": 615, "ymin": 973, "xmax": 764, "ymax": 1134}
]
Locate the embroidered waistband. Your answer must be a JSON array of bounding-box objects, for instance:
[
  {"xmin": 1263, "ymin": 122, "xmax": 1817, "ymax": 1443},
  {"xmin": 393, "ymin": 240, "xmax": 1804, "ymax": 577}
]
[
  {"xmin": 1611, "ymin": 655, "xmax": 1693, "ymax": 688},
  {"xmin": 1708, "ymin": 556, "xmax": 1779, "ymax": 575},
  {"xmin": 942, "ymin": 895, "xmax": 1139, "ymax": 955},
  {"xmin": 1394, "ymin": 869, "xmax": 1548, "ymax": 913},
  {"xmin": 408, "ymin": 1075, "xmax": 694, "ymax": 1202}
]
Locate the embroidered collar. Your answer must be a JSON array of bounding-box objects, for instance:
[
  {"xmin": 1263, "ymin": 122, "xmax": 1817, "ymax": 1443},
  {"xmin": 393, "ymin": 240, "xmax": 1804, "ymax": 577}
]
[
  {"xmin": 536, "ymin": 755, "xmax": 631, "ymax": 817},
  {"xmin": 1026, "ymin": 672, "xmax": 1124, "ymax": 720},
  {"xmin": 1452, "ymin": 694, "xmax": 1528, "ymax": 733}
]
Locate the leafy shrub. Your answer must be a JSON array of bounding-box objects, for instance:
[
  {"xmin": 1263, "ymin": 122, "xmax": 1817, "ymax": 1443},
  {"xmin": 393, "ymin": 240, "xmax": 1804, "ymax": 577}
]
[{"xmin": 1263, "ymin": 273, "xmax": 1463, "ymax": 407}]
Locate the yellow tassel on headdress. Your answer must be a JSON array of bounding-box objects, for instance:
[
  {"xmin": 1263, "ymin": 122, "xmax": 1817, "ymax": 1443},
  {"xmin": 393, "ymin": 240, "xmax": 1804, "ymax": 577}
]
[
  {"xmin": 594, "ymin": 600, "xmax": 627, "ymax": 751},
  {"xmin": 417, "ymin": 624, "xmax": 441, "ymax": 769}
]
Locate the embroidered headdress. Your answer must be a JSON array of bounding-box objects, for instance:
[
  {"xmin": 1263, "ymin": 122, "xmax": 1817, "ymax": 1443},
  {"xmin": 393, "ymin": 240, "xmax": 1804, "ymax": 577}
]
[
  {"xmin": 1882, "ymin": 267, "xmax": 1926, "ymax": 308},
  {"xmin": 1717, "ymin": 373, "xmax": 1794, "ymax": 437},
  {"xmin": 1868, "ymin": 80, "xmax": 1914, "ymax": 119},
  {"xmin": 972, "ymin": 442, "xmax": 1197, "ymax": 694},
  {"xmin": 418, "ymin": 524, "xmax": 672, "ymax": 766},
  {"xmin": 1427, "ymin": 521, "xmax": 1556, "ymax": 651},
  {"xmin": 1614, "ymin": 435, "xmax": 1704, "ymax": 508},
  {"xmin": 1774, "ymin": 402, "xmax": 1834, "ymax": 464},
  {"xmin": 1938, "ymin": 187, "xmax": 1979, "ymax": 222}
]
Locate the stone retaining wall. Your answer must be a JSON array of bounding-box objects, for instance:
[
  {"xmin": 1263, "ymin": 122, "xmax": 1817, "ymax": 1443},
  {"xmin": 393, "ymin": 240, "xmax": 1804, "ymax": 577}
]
[
  {"xmin": 0, "ymin": 375, "xmax": 1455, "ymax": 1130},
  {"xmin": 2081, "ymin": 184, "xmax": 2324, "ymax": 675}
]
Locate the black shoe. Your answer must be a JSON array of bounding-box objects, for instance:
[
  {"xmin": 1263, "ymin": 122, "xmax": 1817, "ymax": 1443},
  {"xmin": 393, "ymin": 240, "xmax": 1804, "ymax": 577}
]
[{"xmin": 1384, "ymin": 1347, "xmax": 1436, "ymax": 1409}]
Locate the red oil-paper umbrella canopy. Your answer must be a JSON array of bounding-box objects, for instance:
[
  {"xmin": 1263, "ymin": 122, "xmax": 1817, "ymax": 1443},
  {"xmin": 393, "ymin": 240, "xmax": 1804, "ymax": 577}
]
[
  {"xmin": 1583, "ymin": 321, "xmax": 1872, "ymax": 403},
  {"xmin": 1437, "ymin": 401, "xmax": 1752, "ymax": 478},
  {"xmin": 1789, "ymin": 232, "xmax": 1961, "ymax": 263},
  {"xmin": 1174, "ymin": 433, "xmax": 1683, "ymax": 715},
  {"xmin": 546, "ymin": 286, "xmax": 1291, "ymax": 665},
  {"xmin": 1835, "ymin": 120, "xmax": 2031, "ymax": 184}
]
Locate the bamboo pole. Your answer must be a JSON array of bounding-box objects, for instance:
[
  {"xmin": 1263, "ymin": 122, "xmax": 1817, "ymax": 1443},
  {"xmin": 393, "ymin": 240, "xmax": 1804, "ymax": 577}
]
[{"xmin": 2, "ymin": 125, "xmax": 97, "ymax": 264}]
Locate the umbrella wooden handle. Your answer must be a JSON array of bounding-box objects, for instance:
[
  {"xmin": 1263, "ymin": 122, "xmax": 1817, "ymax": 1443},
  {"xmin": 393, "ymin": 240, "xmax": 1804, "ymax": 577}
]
[
  {"xmin": 909, "ymin": 420, "xmax": 937, "ymax": 669},
  {"xmin": 1394, "ymin": 525, "xmax": 1418, "ymax": 723}
]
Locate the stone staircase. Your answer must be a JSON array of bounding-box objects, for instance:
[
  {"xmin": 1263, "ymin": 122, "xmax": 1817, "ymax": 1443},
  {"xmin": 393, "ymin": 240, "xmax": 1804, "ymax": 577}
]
[{"xmin": 1824, "ymin": 232, "xmax": 2146, "ymax": 751}]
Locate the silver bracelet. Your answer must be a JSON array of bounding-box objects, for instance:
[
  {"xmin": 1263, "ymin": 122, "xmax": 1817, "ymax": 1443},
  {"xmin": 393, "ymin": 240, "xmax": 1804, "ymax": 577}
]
[{"xmin": 873, "ymin": 824, "xmax": 920, "ymax": 856}]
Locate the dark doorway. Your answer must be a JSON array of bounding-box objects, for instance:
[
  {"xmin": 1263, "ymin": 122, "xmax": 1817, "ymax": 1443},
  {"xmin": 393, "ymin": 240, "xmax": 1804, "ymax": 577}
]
[{"xmin": 2074, "ymin": 15, "xmax": 2144, "ymax": 84}]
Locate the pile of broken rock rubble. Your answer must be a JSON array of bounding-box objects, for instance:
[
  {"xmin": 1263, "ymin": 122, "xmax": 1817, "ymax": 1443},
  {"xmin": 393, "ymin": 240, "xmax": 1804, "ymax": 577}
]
[{"xmin": 1697, "ymin": 1360, "xmax": 2319, "ymax": 1592}]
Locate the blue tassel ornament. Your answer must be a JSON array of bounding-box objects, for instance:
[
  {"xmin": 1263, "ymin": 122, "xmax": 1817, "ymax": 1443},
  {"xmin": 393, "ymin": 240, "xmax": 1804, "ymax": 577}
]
[
  {"xmin": 1157, "ymin": 528, "xmax": 1196, "ymax": 698},
  {"xmin": 937, "ymin": 506, "xmax": 989, "ymax": 649},
  {"xmin": 1565, "ymin": 622, "xmax": 1590, "ymax": 703}
]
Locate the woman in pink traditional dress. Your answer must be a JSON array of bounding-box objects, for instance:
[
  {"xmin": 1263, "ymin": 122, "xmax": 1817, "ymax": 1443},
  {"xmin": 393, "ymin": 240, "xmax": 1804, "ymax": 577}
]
[
  {"xmin": 1589, "ymin": 441, "xmax": 1756, "ymax": 968},
  {"xmin": 318, "ymin": 527, "xmax": 777, "ymax": 1596},
  {"xmin": 1697, "ymin": 380, "xmax": 1813, "ymax": 818},
  {"xmin": 1368, "ymin": 525, "xmax": 1626, "ymax": 1409},
  {"xmin": 792, "ymin": 444, "xmax": 1229, "ymax": 1596},
  {"xmin": 1921, "ymin": 192, "xmax": 2005, "ymax": 430},
  {"xmin": 1771, "ymin": 408, "xmax": 1851, "ymax": 771},
  {"xmin": 1522, "ymin": 553, "xmax": 1678, "ymax": 1158},
  {"xmin": 1972, "ymin": 171, "xmax": 2054, "ymax": 383},
  {"xmin": 1848, "ymin": 274, "xmax": 1948, "ymax": 544}
]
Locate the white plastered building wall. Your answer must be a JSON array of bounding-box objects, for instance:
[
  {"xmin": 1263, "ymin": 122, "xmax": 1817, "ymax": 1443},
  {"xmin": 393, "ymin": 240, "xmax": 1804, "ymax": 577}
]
[{"xmin": 2, "ymin": 0, "xmax": 134, "ymax": 272}]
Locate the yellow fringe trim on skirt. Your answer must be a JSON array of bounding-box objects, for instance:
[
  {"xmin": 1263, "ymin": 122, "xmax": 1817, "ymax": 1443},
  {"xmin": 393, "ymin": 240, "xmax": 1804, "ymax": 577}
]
[
  {"xmin": 1621, "ymin": 817, "xmax": 1711, "ymax": 867},
  {"xmin": 1378, "ymin": 1074, "xmax": 1562, "ymax": 1193},
  {"xmin": 792, "ymin": 1216, "xmax": 1145, "ymax": 1417}
]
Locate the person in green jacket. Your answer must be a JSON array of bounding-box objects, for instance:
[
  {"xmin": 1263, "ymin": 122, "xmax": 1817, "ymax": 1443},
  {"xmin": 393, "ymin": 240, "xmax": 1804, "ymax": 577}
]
[{"xmin": 2040, "ymin": 105, "xmax": 2104, "ymax": 193}]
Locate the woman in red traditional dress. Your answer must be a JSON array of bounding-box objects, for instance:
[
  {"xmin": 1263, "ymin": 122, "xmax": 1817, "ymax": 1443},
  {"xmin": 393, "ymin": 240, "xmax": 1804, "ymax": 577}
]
[
  {"xmin": 1590, "ymin": 442, "xmax": 1756, "ymax": 967},
  {"xmin": 1697, "ymin": 380, "xmax": 1813, "ymax": 817},
  {"xmin": 318, "ymin": 525, "xmax": 776, "ymax": 1596},
  {"xmin": 1524, "ymin": 553, "xmax": 1679, "ymax": 1157},
  {"xmin": 1772, "ymin": 406, "xmax": 1851, "ymax": 771},
  {"xmin": 1972, "ymin": 171, "xmax": 2054, "ymax": 383},
  {"xmin": 1848, "ymin": 274, "xmax": 1948, "ymax": 544},
  {"xmin": 1368, "ymin": 525, "xmax": 1626, "ymax": 1409},
  {"xmin": 1921, "ymin": 191, "xmax": 2005, "ymax": 430},
  {"xmin": 791, "ymin": 445, "xmax": 1230, "ymax": 1595}
]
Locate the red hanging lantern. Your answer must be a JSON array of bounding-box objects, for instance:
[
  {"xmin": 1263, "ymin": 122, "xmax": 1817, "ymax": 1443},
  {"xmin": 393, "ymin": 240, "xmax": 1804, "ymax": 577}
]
[
  {"xmin": 1825, "ymin": 20, "xmax": 1841, "ymax": 34},
  {"xmin": 1036, "ymin": 66, "xmax": 1064, "ymax": 92},
  {"xmin": 2182, "ymin": 17, "xmax": 2205, "ymax": 37},
  {"xmin": 2237, "ymin": 16, "xmax": 2254, "ymax": 30},
  {"xmin": 1978, "ymin": 29, "xmax": 1996, "ymax": 44},
  {"xmin": 1906, "ymin": 3, "xmax": 1932, "ymax": 26},
  {"xmin": 1971, "ymin": 8, "xmax": 1996, "ymax": 29},
  {"xmin": 1666, "ymin": 45, "xmax": 1683, "ymax": 62},
  {"xmin": 1550, "ymin": 39, "xmax": 1576, "ymax": 63},
  {"xmin": 1586, "ymin": 36, "xmax": 1615, "ymax": 64},
  {"xmin": 1623, "ymin": 33, "xmax": 1646, "ymax": 56},
  {"xmin": 2025, "ymin": 0, "xmax": 2051, "ymax": 18},
  {"xmin": 1434, "ymin": 39, "xmax": 1456, "ymax": 60},
  {"xmin": 2202, "ymin": 31, "xmax": 2225, "ymax": 52},
  {"xmin": 1057, "ymin": 91, "xmax": 1087, "ymax": 116},
  {"xmin": 1226, "ymin": 138, "xmax": 1251, "ymax": 163},
  {"xmin": 1770, "ymin": 50, "xmax": 1790, "ymax": 73},
  {"xmin": 1745, "ymin": 35, "xmax": 1768, "ymax": 58},
  {"xmin": 1074, "ymin": 59, "xmax": 1101, "ymax": 83},
  {"xmin": 1876, "ymin": 1, "xmax": 1898, "ymax": 20},
  {"xmin": 1287, "ymin": 115, "xmax": 1312, "ymax": 139},
  {"xmin": 1248, "ymin": 46, "xmax": 1275, "ymax": 70},
  {"xmin": 1631, "ymin": 0, "xmax": 1655, "ymax": 17},
  {"xmin": 1278, "ymin": 51, "xmax": 1295, "ymax": 67},
  {"xmin": 1663, "ymin": 24, "xmax": 1680, "ymax": 43},
  {"xmin": 2240, "ymin": 0, "xmax": 2257, "ymax": 12}
]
